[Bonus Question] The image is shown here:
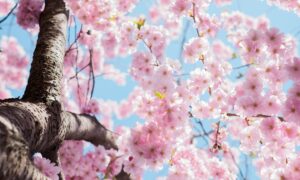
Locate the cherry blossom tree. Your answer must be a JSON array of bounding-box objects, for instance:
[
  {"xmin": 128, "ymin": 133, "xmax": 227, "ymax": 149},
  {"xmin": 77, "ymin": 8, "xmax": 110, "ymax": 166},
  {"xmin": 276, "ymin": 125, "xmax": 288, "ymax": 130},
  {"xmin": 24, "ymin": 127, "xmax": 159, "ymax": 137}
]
[{"xmin": 0, "ymin": 0, "xmax": 300, "ymax": 179}]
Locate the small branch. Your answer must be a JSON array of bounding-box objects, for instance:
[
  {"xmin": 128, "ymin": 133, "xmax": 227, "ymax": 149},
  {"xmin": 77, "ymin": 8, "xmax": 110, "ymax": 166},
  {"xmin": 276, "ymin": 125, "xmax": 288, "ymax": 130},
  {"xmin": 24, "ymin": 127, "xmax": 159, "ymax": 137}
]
[
  {"xmin": 63, "ymin": 112, "xmax": 118, "ymax": 150},
  {"xmin": 88, "ymin": 48, "xmax": 95, "ymax": 99},
  {"xmin": 191, "ymin": 3, "xmax": 201, "ymax": 37},
  {"xmin": 229, "ymin": 151, "xmax": 246, "ymax": 180},
  {"xmin": 233, "ymin": 63, "xmax": 252, "ymax": 69},
  {"xmin": 193, "ymin": 129, "xmax": 214, "ymax": 138},
  {"xmin": 73, "ymin": 23, "xmax": 83, "ymax": 106},
  {"xmin": 225, "ymin": 113, "xmax": 285, "ymax": 121},
  {"xmin": 196, "ymin": 120, "xmax": 210, "ymax": 144},
  {"xmin": 68, "ymin": 63, "xmax": 90, "ymax": 80},
  {"xmin": 65, "ymin": 25, "xmax": 82, "ymax": 56},
  {"xmin": 141, "ymin": 38, "xmax": 152, "ymax": 53},
  {"xmin": 173, "ymin": 73, "xmax": 190, "ymax": 77},
  {"xmin": 140, "ymin": 38, "xmax": 160, "ymax": 66},
  {"xmin": 212, "ymin": 121, "xmax": 221, "ymax": 152}
]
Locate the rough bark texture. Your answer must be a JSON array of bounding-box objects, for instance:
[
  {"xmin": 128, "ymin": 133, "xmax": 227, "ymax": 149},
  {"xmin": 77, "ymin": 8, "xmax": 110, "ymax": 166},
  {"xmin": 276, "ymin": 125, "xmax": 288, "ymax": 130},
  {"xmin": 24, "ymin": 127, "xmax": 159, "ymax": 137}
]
[
  {"xmin": 0, "ymin": 100, "xmax": 63, "ymax": 179},
  {"xmin": 0, "ymin": 100, "xmax": 117, "ymax": 179},
  {"xmin": 63, "ymin": 112, "xmax": 118, "ymax": 150},
  {"xmin": 0, "ymin": 0, "xmax": 125, "ymax": 179},
  {"xmin": 23, "ymin": 0, "xmax": 68, "ymax": 103}
]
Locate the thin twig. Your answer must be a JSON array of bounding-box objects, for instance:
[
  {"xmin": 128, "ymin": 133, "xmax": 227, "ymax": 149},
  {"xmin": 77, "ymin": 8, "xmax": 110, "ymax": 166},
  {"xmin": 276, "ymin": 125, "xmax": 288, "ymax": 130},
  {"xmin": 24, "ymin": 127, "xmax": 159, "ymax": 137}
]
[
  {"xmin": 0, "ymin": 3, "xmax": 18, "ymax": 24},
  {"xmin": 212, "ymin": 121, "xmax": 221, "ymax": 151},
  {"xmin": 226, "ymin": 113, "xmax": 285, "ymax": 121},
  {"xmin": 233, "ymin": 63, "xmax": 252, "ymax": 69},
  {"xmin": 89, "ymin": 48, "xmax": 95, "ymax": 99},
  {"xmin": 74, "ymin": 21, "xmax": 83, "ymax": 106},
  {"xmin": 193, "ymin": 129, "xmax": 214, "ymax": 138},
  {"xmin": 65, "ymin": 24, "xmax": 82, "ymax": 56},
  {"xmin": 229, "ymin": 151, "xmax": 246, "ymax": 180},
  {"xmin": 68, "ymin": 63, "xmax": 90, "ymax": 80},
  {"xmin": 197, "ymin": 120, "xmax": 210, "ymax": 144},
  {"xmin": 191, "ymin": 3, "xmax": 201, "ymax": 37},
  {"xmin": 141, "ymin": 38, "xmax": 160, "ymax": 66}
]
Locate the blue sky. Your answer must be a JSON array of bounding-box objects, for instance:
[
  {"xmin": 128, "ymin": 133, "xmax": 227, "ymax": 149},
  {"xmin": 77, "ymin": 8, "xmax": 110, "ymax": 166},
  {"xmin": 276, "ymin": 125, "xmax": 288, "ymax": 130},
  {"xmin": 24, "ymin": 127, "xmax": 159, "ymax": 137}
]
[{"xmin": 1, "ymin": 0, "xmax": 300, "ymax": 179}]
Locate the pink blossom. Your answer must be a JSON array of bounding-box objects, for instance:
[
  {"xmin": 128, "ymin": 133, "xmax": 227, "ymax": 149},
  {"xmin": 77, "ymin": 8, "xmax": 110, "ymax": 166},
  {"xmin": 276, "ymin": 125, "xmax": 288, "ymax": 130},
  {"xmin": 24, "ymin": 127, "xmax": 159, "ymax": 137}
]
[
  {"xmin": 214, "ymin": 0, "xmax": 232, "ymax": 6},
  {"xmin": 0, "ymin": 0, "xmax": 14, "ymax": 16},
  {"xmin": 172, "ymin": 0, "xmax": 191, "ymax": 16},
  {"xmin": 4, "ymin": 0, "xmax": 300, "ymax": 179},
  {"xmin": 262, "ymin": 95, "xmax": 282, "ymax": 115},
  {"xmin": 264, "ymin": 28, "xmax": 284, "ymax": 48},
  {"xmin": 123, "ymin": 157, "xmax": 143, "ymax": 179},
  {"xmin": 282, "ymin": 98, "xmax": 300, "ymax": 124},
  {"xmin": 183, "ymin": 37, "xmax": 209, "ymax": 64},
  {"xmin": 16, "ymin": 0, "xmax": 43, "ymax": 30},
  {"xmin": 195, "ymin": 13, "xmax": 220, "ymax": 37},
  {"xmin": 188, "ymin": 68, "xmax": 212, "ymax": 95},
  {"xmin": 286, "ymin": 57, "xmax": 300, "ymax": 82},
  {"xmin": 260, "ymin": 117, "xmax": 278, "ymax": 138},
  {"xmin": 33, "ymin": 153, "xmax": 61, "ymax": 180},
  {"xmin": 116, "ymin": 0, "xmax": 138, "ymax": 13},
  {"xmin": 101, "ymin": 32, "xmax": 118, "ymax": 58},
  {"xmin": 0, "ymin": 36, "xmax": 29, "ymax": 89},
  {"xmin": 279, "ymin": 122, "xmax": 298, "ymax": 139},
  {"xmin": 266, "ymin": 0, "xmax": 300, "ymax": 16}
]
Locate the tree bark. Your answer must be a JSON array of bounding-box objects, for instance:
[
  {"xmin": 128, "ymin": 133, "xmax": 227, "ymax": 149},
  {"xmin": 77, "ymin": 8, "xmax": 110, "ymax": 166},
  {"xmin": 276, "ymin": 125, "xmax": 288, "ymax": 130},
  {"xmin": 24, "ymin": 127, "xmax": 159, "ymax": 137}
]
[
  {"xmin": 0, "ymin": 0, "xmax": 124, "ymax": 179},
  {"xmin": 63, "ymin": 112, "xmax": 118, "ymax": 150},
  {"xmin": 23, "ymin": 0, "xmax": 68, "ymax": 103},
  {"xmin": 0, "ymin": 100, "xmax": 58, "ymax": 179},
  {"xmin": 0, "ymin": 100, "xmax": 119, "ymax": 179}
]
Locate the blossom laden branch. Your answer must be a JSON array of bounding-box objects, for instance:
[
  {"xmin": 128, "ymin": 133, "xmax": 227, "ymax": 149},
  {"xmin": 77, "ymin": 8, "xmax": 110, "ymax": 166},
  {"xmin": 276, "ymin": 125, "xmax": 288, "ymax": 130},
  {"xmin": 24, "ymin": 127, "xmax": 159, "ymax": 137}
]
[{"xmin": 225, "ymin": 113, "xmax": 285, "ymax": 121}]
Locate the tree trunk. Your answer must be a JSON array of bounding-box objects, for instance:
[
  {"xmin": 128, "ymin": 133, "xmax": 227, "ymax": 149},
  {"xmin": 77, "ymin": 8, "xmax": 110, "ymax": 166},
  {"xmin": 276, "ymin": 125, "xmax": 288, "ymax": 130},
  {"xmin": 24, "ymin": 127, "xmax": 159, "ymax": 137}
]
[
  {"xmin": 23, "ymin": 0, "xmax": 67, "ymax": 103},
  {"xmin": 0, "ymin": 0, "xmax": 121, "ymax": 179}
]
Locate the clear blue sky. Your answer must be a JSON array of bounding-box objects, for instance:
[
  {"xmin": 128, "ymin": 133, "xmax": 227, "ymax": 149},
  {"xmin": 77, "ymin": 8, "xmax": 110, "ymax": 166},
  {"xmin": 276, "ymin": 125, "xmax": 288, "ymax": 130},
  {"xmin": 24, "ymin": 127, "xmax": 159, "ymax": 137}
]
[{"xmin": 1, "ymin": 0, "xmax": 300, "ymax": 179}]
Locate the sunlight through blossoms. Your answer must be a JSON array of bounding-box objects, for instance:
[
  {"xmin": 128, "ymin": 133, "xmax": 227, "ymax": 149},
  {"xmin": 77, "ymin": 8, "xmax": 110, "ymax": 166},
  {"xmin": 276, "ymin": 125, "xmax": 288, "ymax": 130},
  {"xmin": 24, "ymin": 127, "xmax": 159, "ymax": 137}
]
[{"xmin": 1, "ymin": 0, "xmax": 300, "ymax": 179}]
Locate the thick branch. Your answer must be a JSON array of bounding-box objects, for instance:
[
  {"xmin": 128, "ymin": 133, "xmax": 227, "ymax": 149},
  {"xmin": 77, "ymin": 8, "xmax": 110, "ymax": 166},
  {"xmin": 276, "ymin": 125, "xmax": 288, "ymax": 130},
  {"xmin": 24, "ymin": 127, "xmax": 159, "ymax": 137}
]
[
  {"xmin": 0, "ymin": 100, "xmax": 61, "ymax": 179},
  {"xmin": 0, "ymin": 101, "xmax": 65, "ymax": 153},
  {"xmin": 23, "ymin": 0, "xmax": 68, "ymax": 102},
  {"xmin": 0, "ymin": 100, "xmax": 121, "ymax": 179},
  {"xmin": 63, "ymin": 112, "xmax": 118, "ymax": 150},
  {"xmin": 0, "ymin": 117, "xmax": 48, "ymax": 179},
  {"xmin": 62, "ymin": 112, "xmax": 132, "ymax": 179}
]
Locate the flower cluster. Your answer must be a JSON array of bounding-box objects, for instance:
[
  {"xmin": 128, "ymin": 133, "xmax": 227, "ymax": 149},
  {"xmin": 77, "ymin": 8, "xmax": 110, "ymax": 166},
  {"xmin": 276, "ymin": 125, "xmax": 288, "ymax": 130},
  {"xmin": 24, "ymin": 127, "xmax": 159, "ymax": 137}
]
[
  {"xmin": 0, "ymin": 0, "xmax": 14, "ymax": 16},
  {"xmin": 16, "ymin": 0, "xmax": 43, "ymax": 31},
  {"xmin": 6, "ymin": 0, "xmax": 300, "ymax": 179},
  {"xmin": 65, "ymin": 0, "xmax": 138, "ymax": 32},
  {"xmin": 33, "ymin": 153, "xmax": 61, "ymax": 180},
  {"xmin": 266, "ymin": 0, "xmax": 300, "ymax": 16},
  {"xmin": 0, "ymin": 36, "xmax": 28, "ymax": 98},
  {"xmin": 59, "ymin": 141, "xmax": 110, "ymax": 179}
]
